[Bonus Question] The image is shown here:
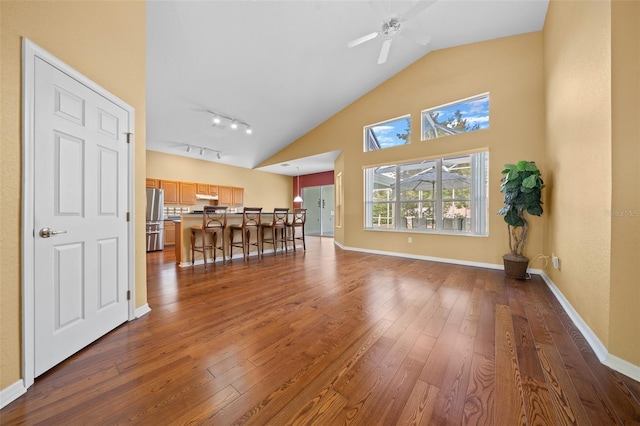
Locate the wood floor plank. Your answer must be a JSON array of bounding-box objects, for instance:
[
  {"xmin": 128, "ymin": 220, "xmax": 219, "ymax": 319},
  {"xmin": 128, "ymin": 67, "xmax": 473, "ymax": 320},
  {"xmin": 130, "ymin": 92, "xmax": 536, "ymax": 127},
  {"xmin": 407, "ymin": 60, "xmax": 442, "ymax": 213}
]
[
  {"xmin": 396, "ymin": 379, "xmax": 440, "ymax": 426},
  {"xmin": 429, "ymin": 333, "xmax": 475, "ymax": 425},
  {"xmin": 462, "ymin": 353, "xmax": 495, "ymax": 426},
  {"xmin": 474, "ymin": 290, "xmax": 496, "ymax": 360},
  {"xmin": 2, "ymin": 238, "xmax": 639, "ymax": 425},
  {"xmin": 494, "ymin": 304, "xmax": 527, "ymax": 425},
  {"xmin": 228, "ymin": 317, "xmax": 393, "ymax": 425},
  {"xmin": 531, "ymin": 283, "xmax": 628, "ymax": 424},
  {"xmin": 536, "ymin": 342, "xmax": 592, "ymax": 425},
  {"xmin": 359, "ymin": 355, "xmax": 426, "ymax": 425}
]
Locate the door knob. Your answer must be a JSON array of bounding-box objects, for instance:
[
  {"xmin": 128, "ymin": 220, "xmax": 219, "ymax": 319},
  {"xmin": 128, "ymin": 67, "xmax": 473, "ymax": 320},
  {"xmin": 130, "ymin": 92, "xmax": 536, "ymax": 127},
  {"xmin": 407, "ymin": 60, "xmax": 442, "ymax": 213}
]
[{"xmin": 39, "ymin": 228, "xmax": 68, "ymax": 238}]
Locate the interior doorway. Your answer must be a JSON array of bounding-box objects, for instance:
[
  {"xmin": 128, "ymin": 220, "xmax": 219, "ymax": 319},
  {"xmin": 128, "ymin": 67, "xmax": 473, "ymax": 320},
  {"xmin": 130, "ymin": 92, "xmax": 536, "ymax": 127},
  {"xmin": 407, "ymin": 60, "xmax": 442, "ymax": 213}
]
[
  {"xmin": 302, "ymin": 185, "xmax": 334, "ymax": 237},
  {"xmin": 22, "ymin": 39, "xmax": 135, "ymax": 388}
]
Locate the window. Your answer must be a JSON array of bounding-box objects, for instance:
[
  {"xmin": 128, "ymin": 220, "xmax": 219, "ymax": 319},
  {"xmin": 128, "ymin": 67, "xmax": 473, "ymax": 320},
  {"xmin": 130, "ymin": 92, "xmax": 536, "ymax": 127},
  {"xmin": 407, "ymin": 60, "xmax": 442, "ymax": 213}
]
[
  {"xmin": 364, "ymin": 115, "xmax": 411, "ymax": 152},
  {"xmin": 422, "ymin": 94, "xmax": 489, "ymax": 141},
  {"xmin": 364, "ymin": 152, "xmax": 488, "ymax": 235}
]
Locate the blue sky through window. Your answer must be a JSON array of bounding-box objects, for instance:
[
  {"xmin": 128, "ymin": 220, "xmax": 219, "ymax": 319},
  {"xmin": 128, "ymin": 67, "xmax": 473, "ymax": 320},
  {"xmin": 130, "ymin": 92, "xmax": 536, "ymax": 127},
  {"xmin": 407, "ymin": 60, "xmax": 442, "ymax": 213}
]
[
  {"xmin": 366, "ymin": 115, "xmax": 410, "ymax": 151},
  {"xmin": 423, "ymin": 94, "xmax": 490, "ymax": 140}
]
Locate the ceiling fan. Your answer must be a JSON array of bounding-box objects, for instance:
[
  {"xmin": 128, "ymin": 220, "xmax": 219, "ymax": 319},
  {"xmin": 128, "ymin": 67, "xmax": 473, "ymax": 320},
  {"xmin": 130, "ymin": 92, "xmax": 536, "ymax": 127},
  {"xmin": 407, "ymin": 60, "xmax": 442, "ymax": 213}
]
[{"xmin": 347, "ymin": 0, "xmax": 437, "ymax": 64}]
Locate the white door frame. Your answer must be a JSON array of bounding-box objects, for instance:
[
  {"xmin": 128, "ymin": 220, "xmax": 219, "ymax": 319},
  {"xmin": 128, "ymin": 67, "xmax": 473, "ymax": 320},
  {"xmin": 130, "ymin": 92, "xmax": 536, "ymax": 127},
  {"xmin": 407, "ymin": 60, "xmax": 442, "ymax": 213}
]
[{"xmin": 21, "ymin": 38, "xmax": 136, "ymax": 389}]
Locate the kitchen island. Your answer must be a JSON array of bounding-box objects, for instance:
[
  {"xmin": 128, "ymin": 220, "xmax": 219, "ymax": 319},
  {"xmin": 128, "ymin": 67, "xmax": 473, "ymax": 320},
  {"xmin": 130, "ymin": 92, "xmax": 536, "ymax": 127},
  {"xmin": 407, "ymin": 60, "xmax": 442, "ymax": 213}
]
[{"xmin": 174, "ymin": 212, "xmax": 297, "ymax": 266}]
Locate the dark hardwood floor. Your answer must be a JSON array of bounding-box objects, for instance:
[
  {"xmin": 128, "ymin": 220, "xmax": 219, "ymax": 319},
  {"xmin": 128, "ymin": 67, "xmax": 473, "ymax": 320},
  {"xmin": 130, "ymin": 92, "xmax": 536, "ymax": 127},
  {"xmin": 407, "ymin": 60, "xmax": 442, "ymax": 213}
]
[{"xmin": 2, "ymin": 237, "xmax": 639, "ymax": 425}]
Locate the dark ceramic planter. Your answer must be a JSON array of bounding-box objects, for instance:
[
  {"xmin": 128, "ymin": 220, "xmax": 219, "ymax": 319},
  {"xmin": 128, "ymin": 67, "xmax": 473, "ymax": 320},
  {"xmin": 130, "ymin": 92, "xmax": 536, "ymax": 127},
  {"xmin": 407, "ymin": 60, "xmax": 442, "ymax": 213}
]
[{"xmin": 503, "ymin": 254, "xmax": 529, "ymax": 280}]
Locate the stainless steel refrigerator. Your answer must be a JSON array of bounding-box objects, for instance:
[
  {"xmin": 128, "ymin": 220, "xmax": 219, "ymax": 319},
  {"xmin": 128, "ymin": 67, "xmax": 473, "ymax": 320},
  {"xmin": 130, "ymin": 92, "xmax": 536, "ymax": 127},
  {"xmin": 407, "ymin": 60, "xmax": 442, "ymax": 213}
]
[{"xmin": 146, "ymin": 188, "xmax": 165, "ymax": 251}]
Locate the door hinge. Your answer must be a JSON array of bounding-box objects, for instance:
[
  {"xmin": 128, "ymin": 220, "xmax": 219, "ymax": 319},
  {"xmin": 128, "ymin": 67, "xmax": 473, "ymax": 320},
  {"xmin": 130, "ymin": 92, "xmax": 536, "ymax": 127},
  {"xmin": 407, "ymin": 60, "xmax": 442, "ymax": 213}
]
[
  {"xmin": 126, "ymin": 133, "xmax": 133, "ymax": 144},
  {"xmin": 127, "ymin": 290, "xmax": 131, "ymax": 300},
  {"xmin": 126, "ymin": 212, "xmax": 130, "ymax": 222}
]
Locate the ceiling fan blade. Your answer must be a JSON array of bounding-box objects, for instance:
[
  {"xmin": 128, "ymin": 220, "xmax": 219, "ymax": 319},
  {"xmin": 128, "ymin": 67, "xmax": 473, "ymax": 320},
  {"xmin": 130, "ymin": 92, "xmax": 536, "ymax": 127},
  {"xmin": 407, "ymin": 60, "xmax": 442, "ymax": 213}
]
[
  {"xmin": 378, "ymin": 38, "xmax": 392, "ymax": 64},
  {"xmin": 400, "ymin": 0, "xmax": 437, "ymax": 22},
  {"xmin": 347, "ymin": 31, "xmax": 380, "ymax": 48},
  {"xmin": 399, "ymin": 27, "xmax": 431, "ymax": 46}
]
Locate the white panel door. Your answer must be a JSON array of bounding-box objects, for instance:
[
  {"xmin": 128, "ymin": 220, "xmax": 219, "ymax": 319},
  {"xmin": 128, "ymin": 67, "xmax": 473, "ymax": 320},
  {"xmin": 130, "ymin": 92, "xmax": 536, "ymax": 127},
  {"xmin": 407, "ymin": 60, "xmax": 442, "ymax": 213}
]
[{"xmin": 33, "ymin": 57, "xmax": 129, "ymax": 376}]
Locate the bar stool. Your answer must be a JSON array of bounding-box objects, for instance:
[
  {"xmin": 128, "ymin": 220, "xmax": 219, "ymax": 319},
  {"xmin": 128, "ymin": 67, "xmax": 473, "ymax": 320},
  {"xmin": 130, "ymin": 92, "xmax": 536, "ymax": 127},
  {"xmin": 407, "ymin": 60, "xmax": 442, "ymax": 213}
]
[
  {"xmin": 229, "ymin": 207, "xmax": 262, "ymax": 261},
  {"xmin": 191, "ymin": 206, "xmax": 227, "ymax": 268},
  {"xmin": 286, "ymin": 208, "xmax": 307, "ymax": 251},
  {"xmin": 261, "ymin": 208, "xmax": 289, "ymax": 256}
]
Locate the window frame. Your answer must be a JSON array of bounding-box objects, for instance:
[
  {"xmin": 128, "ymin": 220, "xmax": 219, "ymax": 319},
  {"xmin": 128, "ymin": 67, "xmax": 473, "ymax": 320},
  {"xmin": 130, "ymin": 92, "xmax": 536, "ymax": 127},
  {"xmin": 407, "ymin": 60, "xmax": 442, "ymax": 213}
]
[
  {"xmin": 421, "ymin": 93, "xmax": 490, "ymax": 141},
  {"xmin": 364, "ymin": 152, "xmax": 489, "ymax": 236},
  {"xmin": 363, "ymin": 114, "xmax": 412, "ymax": 152}
]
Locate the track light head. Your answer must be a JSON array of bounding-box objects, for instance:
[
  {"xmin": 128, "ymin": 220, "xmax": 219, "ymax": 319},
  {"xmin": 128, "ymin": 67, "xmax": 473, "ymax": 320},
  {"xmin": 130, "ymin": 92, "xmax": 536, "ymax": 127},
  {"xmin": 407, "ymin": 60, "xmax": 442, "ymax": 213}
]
[
  {"xmin": 217, "ymin": 152, "xmax": 221, "ymax": 159},
  {"xmin": 209, "ymin": 111, "xmax": 251, "ymax": 135},
  {"xmin": 186, "ymin": 145, "xmax": 192, "ymax": 153},
  {"xmin": 200, "ymin": 147, "xmax": 205, "ymax": 156}
]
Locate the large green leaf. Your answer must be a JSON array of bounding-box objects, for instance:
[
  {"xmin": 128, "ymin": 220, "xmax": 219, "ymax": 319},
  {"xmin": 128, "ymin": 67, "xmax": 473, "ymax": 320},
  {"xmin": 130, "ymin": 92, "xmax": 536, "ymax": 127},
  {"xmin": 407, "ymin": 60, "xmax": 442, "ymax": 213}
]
[
  {"xmin": 525, "ymin": 162, "xmax": 539, "ymax": 172},
  {"xmin": 516, "ymin": 161, "xmax": 528, "ymax": 171},
  {"xmin": 504, "ymin": 209, "xmax": 524, "ymax": 227},
  {"xmin": 522, "ymin": 174, "xmax": 538, "ymax": 189},
  {"xmin": 528, "ymin": 205, "xmax": 543, "ymax": 216}
]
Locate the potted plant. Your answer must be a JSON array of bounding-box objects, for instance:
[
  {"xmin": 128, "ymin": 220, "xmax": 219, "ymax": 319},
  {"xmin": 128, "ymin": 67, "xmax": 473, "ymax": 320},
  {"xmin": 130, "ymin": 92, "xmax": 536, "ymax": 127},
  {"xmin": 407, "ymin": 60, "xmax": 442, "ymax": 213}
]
[{"xmin": 498, "ymin": 161, "xmax": 544, "ymax": 279}]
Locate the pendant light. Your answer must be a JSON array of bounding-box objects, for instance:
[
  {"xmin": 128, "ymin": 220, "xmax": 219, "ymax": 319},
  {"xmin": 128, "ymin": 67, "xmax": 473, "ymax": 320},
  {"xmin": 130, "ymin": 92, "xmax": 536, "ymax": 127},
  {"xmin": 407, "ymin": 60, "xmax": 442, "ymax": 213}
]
[{"xmin": 293, "ymin": 166, "xmax": 303, "ymax": 203}]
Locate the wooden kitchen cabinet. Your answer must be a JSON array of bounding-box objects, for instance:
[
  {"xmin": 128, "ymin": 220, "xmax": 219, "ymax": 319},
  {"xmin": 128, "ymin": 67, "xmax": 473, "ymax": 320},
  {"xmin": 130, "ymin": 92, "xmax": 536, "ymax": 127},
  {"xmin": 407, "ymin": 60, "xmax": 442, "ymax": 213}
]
[
  {"xmin": 218, "ymin": 186, "xmax": 233, "ymax": 205},
  {"xmin": 208, "ymin": 185, "xmax": 219, "ymax": 196},
  {"xmin": 146, "ymin": 178, "xmax": 160, "ymax": 188},
  {"xmin": 160, "ymin": 180, "xmax": 179, "ymax": 204},
  {"xmin": 232, "ymin": 187, "xmax": 244, "ymax": 206},
  {"xmin": 196, "ymin": 183, "xmax": 209, "ymax": 194},
  {"xmin": 179, "ymin": 182, "xmax": 197, "ymax": 205},
  {"xmin": 164, "ymin": 220, "xmax": 176, "ymax": 246}
]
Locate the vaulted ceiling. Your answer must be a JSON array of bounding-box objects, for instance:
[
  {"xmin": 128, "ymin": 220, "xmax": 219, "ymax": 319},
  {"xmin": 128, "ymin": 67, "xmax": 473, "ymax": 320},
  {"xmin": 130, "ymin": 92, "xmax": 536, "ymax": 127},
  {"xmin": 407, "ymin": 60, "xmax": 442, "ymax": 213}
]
[{"xmin": 146, "ymin": 0, "xmax": 549, "ymax": 176}]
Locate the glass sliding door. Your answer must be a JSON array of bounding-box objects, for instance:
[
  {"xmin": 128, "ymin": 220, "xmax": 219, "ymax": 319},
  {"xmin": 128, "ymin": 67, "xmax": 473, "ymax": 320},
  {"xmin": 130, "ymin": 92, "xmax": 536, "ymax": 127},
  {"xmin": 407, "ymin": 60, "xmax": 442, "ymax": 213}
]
[{"xmin": 302, "ymin": 185, "xmax": 334, "ymax": 237}]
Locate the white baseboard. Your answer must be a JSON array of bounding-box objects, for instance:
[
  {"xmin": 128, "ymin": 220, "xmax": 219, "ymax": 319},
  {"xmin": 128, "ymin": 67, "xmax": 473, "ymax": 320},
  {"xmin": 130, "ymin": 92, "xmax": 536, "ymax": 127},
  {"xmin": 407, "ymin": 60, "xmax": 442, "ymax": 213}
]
[
  {"xmin": 0, "ymin": 380, "xmax": 26, "ymax": 410},
  {"xmin": 537, "ymin": 271, "xmax": 608, "ymax": 361},
  {"xmin": 333, "ymin": 240, "xmax": 503, "ymax": 271},
  {"xmin": 334, "ymin": 241, "xmax": 640, "ymax": 382},
  {"xmin": 135, "ymin": 303, "xmax": 151, "ymax": 318},
  {"xmin": 604, "ymin": 354, "xmax": 640, "ymax": 382}
]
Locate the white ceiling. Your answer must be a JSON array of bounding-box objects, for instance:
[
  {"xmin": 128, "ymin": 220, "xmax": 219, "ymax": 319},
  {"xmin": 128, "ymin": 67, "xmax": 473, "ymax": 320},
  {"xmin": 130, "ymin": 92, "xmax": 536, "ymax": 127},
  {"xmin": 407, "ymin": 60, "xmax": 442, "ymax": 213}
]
[{"xmin": 146, "ymin": 0, "xmax": 548, "ymax": 176}]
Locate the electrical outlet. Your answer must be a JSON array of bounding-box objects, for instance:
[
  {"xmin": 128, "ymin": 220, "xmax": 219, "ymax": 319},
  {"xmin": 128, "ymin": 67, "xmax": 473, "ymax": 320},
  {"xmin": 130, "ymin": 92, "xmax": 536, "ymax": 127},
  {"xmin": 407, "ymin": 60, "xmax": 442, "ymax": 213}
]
[
  {"xmin": 552, "ymin": 255, "xmax": 560, "ymax": 270},
  {"xmin": 408, "ymin": 237, "xmax": 412, "ymax": 243}
]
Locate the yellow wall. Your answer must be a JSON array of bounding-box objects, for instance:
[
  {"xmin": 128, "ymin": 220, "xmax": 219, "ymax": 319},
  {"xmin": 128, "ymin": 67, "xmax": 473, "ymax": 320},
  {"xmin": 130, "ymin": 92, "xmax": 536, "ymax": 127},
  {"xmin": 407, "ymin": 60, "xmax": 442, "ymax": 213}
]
[
  {"xmin": 0, "ymin": 1, "xmax": 146, "ymax": 389},
  {"xmin": 146, "ymin": 151, "xmax": 293, "ymax": 210},
  {"xmin": 543, "ymin": 0, "xmax": 639, "ymax": 367},
  {"xmin": 262, "ymin": 32, "xmax": 546, "ymax": 266},
  {"xmin": 609, "ymin": 0, "xmax": 640, "ymax": 367},
  {"xmin": 543, "ymin": 0, "xmax": 613, "ymax": 349}
]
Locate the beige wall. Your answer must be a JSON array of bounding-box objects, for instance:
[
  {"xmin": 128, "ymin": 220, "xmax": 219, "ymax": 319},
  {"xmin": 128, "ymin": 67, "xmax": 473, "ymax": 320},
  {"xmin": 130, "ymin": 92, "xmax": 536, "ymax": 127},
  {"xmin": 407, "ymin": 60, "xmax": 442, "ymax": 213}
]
[
  {"xmin": 0, "ymin": 1, "xmax": 146, "ymax": 390},
  {"xmin": 544, "ymin": 0, "xmax": 613, "ymax": 350},
  {"xmin": 609, "ymin": 0, "xmax": 640, "ymax": 367},
  {"xmin": 263, "ymin": 32, "xmax": 546, "ymax": 266},
  {"xmin": 147, "ymin": 150, "xmax": 293, "ymax": 210},
  {"xmin": 543, "ymin": 0, "xmax": 640, "ymax": 367}
]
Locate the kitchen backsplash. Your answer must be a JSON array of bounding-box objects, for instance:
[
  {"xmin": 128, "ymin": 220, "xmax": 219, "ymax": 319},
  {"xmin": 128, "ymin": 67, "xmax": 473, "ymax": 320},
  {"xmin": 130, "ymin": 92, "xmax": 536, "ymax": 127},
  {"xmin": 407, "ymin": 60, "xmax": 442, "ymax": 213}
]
[{"xmin": 163, "ymin": 200, "xmax": 241, "ymax": 216}]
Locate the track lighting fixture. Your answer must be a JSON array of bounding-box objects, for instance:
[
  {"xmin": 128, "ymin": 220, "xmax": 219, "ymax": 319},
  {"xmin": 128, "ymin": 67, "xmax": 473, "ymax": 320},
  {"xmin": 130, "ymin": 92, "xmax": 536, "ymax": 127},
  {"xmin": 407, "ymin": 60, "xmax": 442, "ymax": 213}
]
[
  {"xmin": 208, "ymin": 110, "xmax": 252, "ymax": 135},
  {"xmin": 182, "ymin": 143, "xmax": 221, "ymax": 160}
]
